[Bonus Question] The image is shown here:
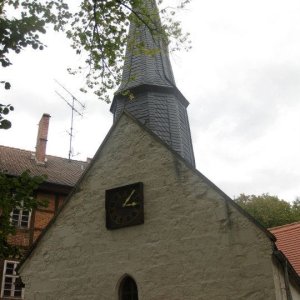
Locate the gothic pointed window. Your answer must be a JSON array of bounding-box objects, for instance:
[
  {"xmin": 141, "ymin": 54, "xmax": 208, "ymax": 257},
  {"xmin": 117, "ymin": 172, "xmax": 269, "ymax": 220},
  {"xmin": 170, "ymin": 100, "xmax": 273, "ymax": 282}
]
[{"xmin": 119, "ymin": 276, "xmax": 138, "ymax": 300}]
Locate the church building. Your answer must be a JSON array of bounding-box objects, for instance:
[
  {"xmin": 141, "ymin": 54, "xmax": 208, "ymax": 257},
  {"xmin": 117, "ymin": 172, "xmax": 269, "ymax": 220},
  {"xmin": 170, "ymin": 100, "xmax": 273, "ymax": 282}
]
[{"xmin": 19, "ymin": 1, "xmax": 300, "ymax": 299}]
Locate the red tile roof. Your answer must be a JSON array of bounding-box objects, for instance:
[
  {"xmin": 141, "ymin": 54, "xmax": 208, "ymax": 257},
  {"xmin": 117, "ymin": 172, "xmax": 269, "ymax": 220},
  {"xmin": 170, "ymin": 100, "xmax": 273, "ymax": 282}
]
[
  {"xmin": 270, "ymin": 222, "xmax": 300, "ymax": 275},
  {"xmin": 0, "ymin": 145, "xmax": 88, "ymax": 187}
]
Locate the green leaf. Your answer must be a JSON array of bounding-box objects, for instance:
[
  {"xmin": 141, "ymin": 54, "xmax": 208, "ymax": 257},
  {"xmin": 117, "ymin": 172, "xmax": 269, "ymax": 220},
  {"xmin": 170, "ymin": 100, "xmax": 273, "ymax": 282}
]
[
  {"xmin": 4, "ymin": 82, "xmax": 11, "ymax": 90},
  {"xmin": 0, "ymin": 119, "xmax": 12, "ymax": 129}
]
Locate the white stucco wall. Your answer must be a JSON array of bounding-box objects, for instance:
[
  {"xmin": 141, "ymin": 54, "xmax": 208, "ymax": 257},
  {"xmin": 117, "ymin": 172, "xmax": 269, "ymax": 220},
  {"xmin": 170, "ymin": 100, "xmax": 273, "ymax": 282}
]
[{"xmin": 20, "ymin": 114, "xmax": 284, "ymax": 299}]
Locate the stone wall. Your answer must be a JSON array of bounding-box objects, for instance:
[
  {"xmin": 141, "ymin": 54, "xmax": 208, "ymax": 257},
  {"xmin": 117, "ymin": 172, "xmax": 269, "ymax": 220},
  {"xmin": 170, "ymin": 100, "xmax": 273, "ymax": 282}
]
[{"xmin": 21, "ymin": 114, "xmax": 279, "ymax": 300}]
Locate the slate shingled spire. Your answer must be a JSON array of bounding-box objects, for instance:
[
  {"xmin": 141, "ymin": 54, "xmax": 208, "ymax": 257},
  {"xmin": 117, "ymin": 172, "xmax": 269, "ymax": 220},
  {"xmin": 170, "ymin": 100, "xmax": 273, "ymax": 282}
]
[
  {"xmin": 116, "ymin": 0, "xmax": 175, "ymax": 93},
  {"xmin": 110, "ymin": 0, "xmax": 195, "ymax": 167}
]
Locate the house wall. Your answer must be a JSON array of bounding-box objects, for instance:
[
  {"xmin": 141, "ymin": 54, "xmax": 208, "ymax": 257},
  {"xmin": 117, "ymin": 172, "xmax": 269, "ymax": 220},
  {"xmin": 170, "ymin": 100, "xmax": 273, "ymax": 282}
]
[
  {"xmin": 20, "ymin": 114, "xmax": 280, "ymax": 300},
  {"xmin": 292, "ymin": 282, "xmax": 300, "ymax": 299},
  {"xmin": 272, "ymin": 258, "xmax": 300, "ymax": 300},
  {"xmin": 0, "ymin": 191, "xmax": 67, "ymax": 300},
  {"xmin": 6, "ymin": 192, "xmax": 65, "ymax": 247}
]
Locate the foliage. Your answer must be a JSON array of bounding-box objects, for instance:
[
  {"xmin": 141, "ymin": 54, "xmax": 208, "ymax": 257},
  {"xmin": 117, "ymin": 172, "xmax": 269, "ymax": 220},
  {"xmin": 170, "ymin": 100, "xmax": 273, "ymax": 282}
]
[
  {"xmin": 1, "ymin": 0, "xmax": 191, "ymax": 125},
  {"xmin": 0, "ymin": 80, "xmax": 14, "ymax": 129},
  {"xmin": 0, "ymin": 0, "xmax": 71, "ymax": 128},
  {"xmin": 0, "ymin": 171, "xmax": 45, "ymax": 259},
  {"xmin": 0, "ymin": 103, "xmax": 14, "ymax": 129},
  {"xmin": 66, "ymin": 0, "xmax": 191, "ymax": 102},
  {"xmin": 1, "ymin": 0, "xmax": 70, "ymax": 68},
  {"xmin": 292, "ymin": 197, "xmax": 300, "ymax": 216},
  {"xmin": 234, "ymin": 193, "xmax": 300, "ymax": 228}
]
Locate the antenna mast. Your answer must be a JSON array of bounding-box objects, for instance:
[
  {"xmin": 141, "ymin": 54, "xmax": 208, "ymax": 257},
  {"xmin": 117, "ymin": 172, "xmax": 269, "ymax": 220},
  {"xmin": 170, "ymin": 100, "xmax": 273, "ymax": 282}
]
[{"xmin": 54, "ymin": 79, "xmax": 85, "ymax": 160}]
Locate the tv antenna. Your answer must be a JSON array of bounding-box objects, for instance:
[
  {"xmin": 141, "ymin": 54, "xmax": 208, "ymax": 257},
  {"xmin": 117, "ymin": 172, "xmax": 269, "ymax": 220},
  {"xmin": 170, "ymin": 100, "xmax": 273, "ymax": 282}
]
[{"xmin": 54, "ymin": 79, "xmax": 85, "ymax": 160}]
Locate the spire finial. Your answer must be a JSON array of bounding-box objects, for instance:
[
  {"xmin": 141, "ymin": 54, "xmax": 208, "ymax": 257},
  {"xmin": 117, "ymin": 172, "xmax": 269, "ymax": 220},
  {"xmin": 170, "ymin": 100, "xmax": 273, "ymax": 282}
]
[{"xmin": 116, "ymin": 0, "xmax": 175, "ymax": 94}]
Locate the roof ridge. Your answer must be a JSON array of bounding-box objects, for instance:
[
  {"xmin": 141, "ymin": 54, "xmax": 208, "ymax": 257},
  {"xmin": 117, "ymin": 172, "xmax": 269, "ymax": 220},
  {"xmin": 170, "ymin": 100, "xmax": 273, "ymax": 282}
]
[
  {"xmin": 0, "ymin": 144, "xmax": 87, "ymax": 163},
  {"xmin": 45, "ymin": 154, "xmax": 88, "ymax": 163},
  {"xmin": 269, "ymin": 221, "xmax": 300, "ymax": 231},
  {"xmin": 0, "ymin": 144, "xmax": 34, "ymax": 152}
]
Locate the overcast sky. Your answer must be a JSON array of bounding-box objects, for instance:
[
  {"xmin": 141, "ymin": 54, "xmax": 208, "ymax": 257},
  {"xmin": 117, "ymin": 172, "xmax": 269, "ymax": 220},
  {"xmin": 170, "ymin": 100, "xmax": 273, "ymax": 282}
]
[{"xmin": 1, "ymin": 0, "xmax": 300, "ymax": 202}]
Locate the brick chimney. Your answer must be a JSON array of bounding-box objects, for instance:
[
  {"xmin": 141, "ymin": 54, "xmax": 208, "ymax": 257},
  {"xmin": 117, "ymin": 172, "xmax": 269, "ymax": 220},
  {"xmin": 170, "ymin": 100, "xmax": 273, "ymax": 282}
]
[{"xmin": 35, "ymin": 113, "xmax": 50, "ymax": 165}]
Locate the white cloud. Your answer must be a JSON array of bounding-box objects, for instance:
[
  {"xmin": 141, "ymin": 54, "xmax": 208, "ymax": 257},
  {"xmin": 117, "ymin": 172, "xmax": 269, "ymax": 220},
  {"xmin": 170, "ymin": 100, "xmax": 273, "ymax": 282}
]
[{"xmin": 1, "ymin": 0, "xmax": 300, "ymax": 202}]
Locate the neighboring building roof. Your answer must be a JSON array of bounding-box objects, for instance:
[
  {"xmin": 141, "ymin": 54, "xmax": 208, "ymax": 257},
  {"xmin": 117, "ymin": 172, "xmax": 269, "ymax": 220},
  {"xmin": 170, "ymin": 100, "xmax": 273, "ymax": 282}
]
[
  {"xmin": 0, "ymin": 145, "xmax": 88, "ymax": 187},
  {"xmin": 270, "ymin": 222, "xmax": 300, "ymax": 275}
]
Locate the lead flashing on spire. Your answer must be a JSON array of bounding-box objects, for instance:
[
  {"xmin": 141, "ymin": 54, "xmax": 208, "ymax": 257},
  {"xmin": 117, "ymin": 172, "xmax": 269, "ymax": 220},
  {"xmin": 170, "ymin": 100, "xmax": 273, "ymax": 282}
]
[{"xmin": 110, "ymin": 84, "xmax": 190, "ymax": 114}]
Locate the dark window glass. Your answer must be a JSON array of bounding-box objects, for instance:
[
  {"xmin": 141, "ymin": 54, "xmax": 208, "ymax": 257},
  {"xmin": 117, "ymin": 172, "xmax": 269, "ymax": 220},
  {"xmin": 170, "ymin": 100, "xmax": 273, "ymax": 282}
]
[
  {"xmin": 14, "ymin": 290, "xmax": 22, "ymax": 297},
  {"xmin": 4, "ymin": 283, "xmax": 12, "ymax": 289},
  {"xmin": 6, "ymin": 263, "xmax": 15, "ymax": 275},
  {"xmin": 11, "ymin": 209, "xmax": 20, "ymax": 226},
  {"xmin": 120, "ymin": 277, "xmax": 138, "ymax": 300}
]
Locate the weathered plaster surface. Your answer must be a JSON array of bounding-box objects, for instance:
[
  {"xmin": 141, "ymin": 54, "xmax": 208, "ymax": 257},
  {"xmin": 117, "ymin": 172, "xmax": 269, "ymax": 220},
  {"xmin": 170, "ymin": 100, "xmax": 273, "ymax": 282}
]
[
  {"xmin": 21, "ymin": 114, "xmax": 277, "ymax": 299},
  {"xmin": 272, "ymin": 258, "xmax": 300, "ymax": 300}
]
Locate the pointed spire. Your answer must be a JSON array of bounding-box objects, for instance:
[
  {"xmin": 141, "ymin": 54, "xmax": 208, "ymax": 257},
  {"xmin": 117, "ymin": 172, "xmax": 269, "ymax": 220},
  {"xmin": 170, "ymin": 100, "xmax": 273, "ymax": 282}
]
[
  {"xmin": 116, "ymin": 0, "xmax": 176, "ymax": 94},
  {"xmin": 111, "ymin": 0, "xmax": 195, "ymax": 167}
]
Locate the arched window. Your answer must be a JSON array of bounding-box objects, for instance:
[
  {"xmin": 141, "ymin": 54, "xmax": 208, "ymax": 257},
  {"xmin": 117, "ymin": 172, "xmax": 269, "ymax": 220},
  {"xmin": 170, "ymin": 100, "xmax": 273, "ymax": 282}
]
[{"xmin": 119, "ymin": 276, "xmax": 138, "ymax": 300}]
